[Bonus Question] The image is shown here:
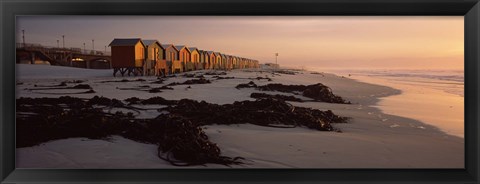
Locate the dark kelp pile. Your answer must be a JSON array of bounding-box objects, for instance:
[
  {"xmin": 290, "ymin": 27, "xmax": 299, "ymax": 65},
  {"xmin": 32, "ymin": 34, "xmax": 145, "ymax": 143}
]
[
  {"xmin": 17, "ymin": 96, "xmax": 348, "ymax": 166},
  {"xmin": 33, "ymin": 80, "xmax": 85, "ymax": 88},
  {"xmin": 236, "ymin": 81, "xmax": 350, "ymax": 104},
  {"xmin": 162, "ymin": 98, "xmax": 348, "ymax": 130},
  {"xmin": 250, "ymin": 92, "xmax": 304, "ymax": 102},
  {"xmin": 212, "ymin": 76, "xmax": 235, "ymax": 80},
  {"xmin": 117, "ymin": 85, "xmax": 174, "ymax": 93},
  {"xmin": 182, "ymin": 73, "xmax": 205, "ymax": 78},
  {"xmin": 275, "ymin": 70, "xmax": 297, "ymax": 75},
  {"xmin": 166, "ymin": 78, "xmax": 211, "ymax": 86},
  {"xmin": 118, "ymin": 78, "xmax": 211, "ymax": 93},
  {"xmin": 204, "ymin": 71, "xmax": 227, "ymax": 75},
  {"xmin": 98, "ymin": 78, "xmax": 146, "ymax": 83},
  {"xmin": 27, "ymin": 84, "xmax": 95, "ymax": 95}
]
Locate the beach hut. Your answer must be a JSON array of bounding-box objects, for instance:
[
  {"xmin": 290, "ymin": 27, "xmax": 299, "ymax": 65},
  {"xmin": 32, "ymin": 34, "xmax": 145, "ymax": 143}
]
[
  {"xmin": 241, "ymin": 58, "xmax": 246, "ymax": 69},
  {"xmin": 175, "ymin": 45, "xmax": 191, "ymax": 72},
  {"xmin": 233, "ymin": 56, "xmax": 240, "ymax": 69},
  {"xmin": 207, "ymin": 51, "xmax": 216, "ymax": 70},
  {"xmin": 220, "ymin": 54, "xmax": 228, "ymax": 70},
  {"xmin": 226, "ymin": 55, "xmax": 233, "ymax": 70},
  {"xmin": 203, "ymin": 50, "xmax": 210, "ymax": 70},
  {"xmin": 189, "ymin": 47, "xmax": 200, "ymax": 70},
  {"xmin": 198, "ymin": 50, "xmax": 206, "ymax": 70},
  {"xmin": 109, "ymin": 38, "xmax": 145, "ymax": 77},
  {"xmin": 162, "ymin": 44, "xmax": 182, "ymax": 74},
  {"xmin": 142, "ymin": 39, "xmax": 165, "ymax": 76},
  {"xmin": 214, "ymin": 52, "xmax": 222, "ymax": 70}
]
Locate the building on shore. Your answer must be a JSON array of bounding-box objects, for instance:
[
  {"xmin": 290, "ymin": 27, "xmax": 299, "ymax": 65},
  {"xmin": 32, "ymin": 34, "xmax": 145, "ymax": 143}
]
[
  {"xmin": 109, "ymin": 38, "xmax": 145, "ymax": 76},
  {"xmin": 198, "ymin": 50, "xmax": 206, "ymax": 70},
  {"xmin": 232, "ymin": 56, "xmax": 238, "ymax": 69},
  {"xmin": 108, "ymin": 38, "xmax": 260, "ymax": 76},
  {"xmin": 175, "ymin": 45, "xmax": 191, "ymax": 72},
  {"xmin": 162, "ymin": 44, "xmax": 182, "ymax": 74},
  {"xmin": 220, "ymin": 54, "xmax": 228, "ymax": 70},
  {"xmin": 226, "ymin": 55, "xmax": 233, "ymax": 70},
  {"xmin": 142, "ymin": 40, "xmax": 166, "ymax": 76},
  {"xmin": 214, "ymin": 52, "xmax": 222, "ymax": 70},
  {"xmin": 207, "ymin": 51, "xmax": 216, "ymax": 70},
  {"xmin": 189, "ymin": 47, "xmax": 200, "ymax": 71}
]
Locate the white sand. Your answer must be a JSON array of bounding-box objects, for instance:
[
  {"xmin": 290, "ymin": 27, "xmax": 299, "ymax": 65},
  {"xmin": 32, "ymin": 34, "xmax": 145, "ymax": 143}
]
[{"xmin": 16, "ymin": 64, "xmax": 464, "ymax": 168}]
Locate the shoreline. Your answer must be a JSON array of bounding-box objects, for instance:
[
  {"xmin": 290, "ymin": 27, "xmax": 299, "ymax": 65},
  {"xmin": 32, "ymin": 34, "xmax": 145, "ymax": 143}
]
[
  {"xmin": 339, "ymin": 73, "xmax": 464, "ymax": 138},
  {"xmin": 16, "ymin": 65, "xmax": 464, "ymax": 168}
]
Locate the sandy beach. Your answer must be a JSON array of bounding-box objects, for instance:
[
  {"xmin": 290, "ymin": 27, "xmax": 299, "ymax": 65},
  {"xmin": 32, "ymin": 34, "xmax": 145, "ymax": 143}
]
[{"xmin": 16, "ymin": 64, "xmax": 464, "ymax": 168}]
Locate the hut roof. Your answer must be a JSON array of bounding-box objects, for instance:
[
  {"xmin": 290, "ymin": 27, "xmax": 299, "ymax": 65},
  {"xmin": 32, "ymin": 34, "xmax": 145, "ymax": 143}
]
[
  {"xmin": 142, "ymin": 40, "xmax": 163, "ymax": 49},
  {"xmin": 174, "ymin": 45, "xmax": 189, "ymax": 51},
  {"xmin": 188, "ymin": 47, "xmax": 198, "ymax": 52},
  {"xmin": 161, "ymin": 44, "xmax": 179, "ymax": 51},
  {"xmin": 142, "ymin": 40, "xmax": 158, "ymax": 46},
  {"xmin": 109, "ymin": 38, "xmax": 144, "ymax": 47}
]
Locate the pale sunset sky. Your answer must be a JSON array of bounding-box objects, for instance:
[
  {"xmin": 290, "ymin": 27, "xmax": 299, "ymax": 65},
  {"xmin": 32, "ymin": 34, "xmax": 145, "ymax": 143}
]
[{"xmin": 17, "ymin": 16, "xmax": 464, "ymax": 70}]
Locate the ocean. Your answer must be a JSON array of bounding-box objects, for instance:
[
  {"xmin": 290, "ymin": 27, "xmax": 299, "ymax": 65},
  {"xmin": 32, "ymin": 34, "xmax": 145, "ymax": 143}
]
[{"xmin": 319, "ymin": 69, "xmax": 464, "ymax": 97}]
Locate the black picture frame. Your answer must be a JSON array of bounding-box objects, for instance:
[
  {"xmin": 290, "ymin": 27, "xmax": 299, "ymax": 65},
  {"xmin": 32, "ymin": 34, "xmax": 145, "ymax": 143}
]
[{"xmin": 1, "ymin": 0, "xmax": 479, "ymax": 183}]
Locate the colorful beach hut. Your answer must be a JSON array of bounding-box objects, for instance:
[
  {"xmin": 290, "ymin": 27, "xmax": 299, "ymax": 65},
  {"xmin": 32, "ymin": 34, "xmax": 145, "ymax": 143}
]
[
  {"xmin": 198, "ymin": 50, "xmax": 206, "ymax": 70},
  {"xmin": 207, "ymin": 51, "xmax": 216, "ymax": 70},
  {"xmin": 214, "ymin": 52, "xmax": 222, "ymax": 70},
  {"xmin": 109, "ymin": 38, "xmax": 145, "ymax": 76},
  {"xmin": 189, "ymin": 47, "xmax": 200, "ymax": 70},
  {"xmin": 142, "ymin": 39, "xmax": 165, "ymax": 76},
  {"xmin": 162, "ymin": 44, "xmax": 182, "ymax": 74},
  {"xmin": 175, "ymin": 45, "xmax": 191, "ymax": 71}
]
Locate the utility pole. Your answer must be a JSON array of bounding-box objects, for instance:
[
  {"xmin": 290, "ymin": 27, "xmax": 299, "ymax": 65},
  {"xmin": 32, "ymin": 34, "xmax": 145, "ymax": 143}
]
[
  {"xmin": 104, "ymin": 45, "xmax": 107, "ymax": 55},
  {"xmin": 275, "ymin": 53, "xmax": 279, "ymax": 73},
  {"xmin": 83, "ymin": 43, "xmax": 86, "ymax": 54},
  {"xmin": 62, "ymin": 35, "xmax": 65, "ymax": 48},
  {"xmin": 22, "ymin": 29, "xmax": 25, "ymax": 48},
  {"xmin": 92, "ymin": 39, "xmax": 95, "ymax": 54}
]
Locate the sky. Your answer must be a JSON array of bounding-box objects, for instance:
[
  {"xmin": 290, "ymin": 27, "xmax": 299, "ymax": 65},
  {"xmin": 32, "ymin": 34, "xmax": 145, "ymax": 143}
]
[{"xmin": 16, "ymin": 16, "xmax": 464, "ymax": 70}]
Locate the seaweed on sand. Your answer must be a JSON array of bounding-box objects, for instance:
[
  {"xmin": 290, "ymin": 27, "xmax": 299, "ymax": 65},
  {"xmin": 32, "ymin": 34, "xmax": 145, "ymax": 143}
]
[
  {"xmin": 250, "ymin": 92, "xmax": 304, "ymax": 102},
  {"xmin": 204, "ymin": 71, "xmax": 227, "ymax": 75},
  {"xmin": 29, "ymin": 84, "xmax": 92, "ymax": 90},
  {"xmin": 28, "ymin": 84, "xmax": 95, "ymax": 95},
  {"xmin": 235, "ymin": 81, "xmax": 257, "ymax": 89},
  {"xmin": 164, "ymin": 98, "xmax": 348, "ymax": 130},
  {"xmin": 166, "ymin": 78, "xmax": 211, "ymax": 86},
  {"xmin": 16, "ymin": 96, "xmax": 348, "ymax": 166},
  {"xmin": 212, "ymin": 76, "xmax": 235, "ymax": 80},
  {"xmin": 98, "ymin": 78, "xmax": 146, "ymax": 83},
  {"xmin": 236, "ymin": 81, "xmax": 350, "ymax": 104}
]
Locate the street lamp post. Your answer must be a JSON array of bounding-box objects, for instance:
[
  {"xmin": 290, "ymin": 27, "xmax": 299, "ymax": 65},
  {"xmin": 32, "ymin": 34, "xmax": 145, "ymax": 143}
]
[
  {"xmin": 62, "ymin": 35, "xmax": 65, "ymax": 48},
  {"xmin": 83, "ymin": 43, "xmax": 86, "ymax": 54},
  {"xmin": 275, "ymin": 53, "xmax": 279, "ymax": 73},
  {"xmin": 92, "ymin": 39, "xmax": 95, "ymax": 54},
  {"xmin": 22, "ymin": 29, "xmax": 25, "ymax": 48}
]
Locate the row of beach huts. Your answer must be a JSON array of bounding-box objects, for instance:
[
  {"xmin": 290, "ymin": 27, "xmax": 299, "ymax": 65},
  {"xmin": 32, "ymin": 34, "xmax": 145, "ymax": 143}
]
[{"xmin": 109, "ymin": 38, "xmax": 260, "ymax": 77}]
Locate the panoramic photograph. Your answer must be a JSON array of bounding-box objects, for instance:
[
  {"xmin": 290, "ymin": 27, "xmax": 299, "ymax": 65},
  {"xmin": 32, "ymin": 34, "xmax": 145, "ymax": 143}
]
[{"xmin": 15, "ymin": 16, "xmax": 464, "ymax": 168}]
